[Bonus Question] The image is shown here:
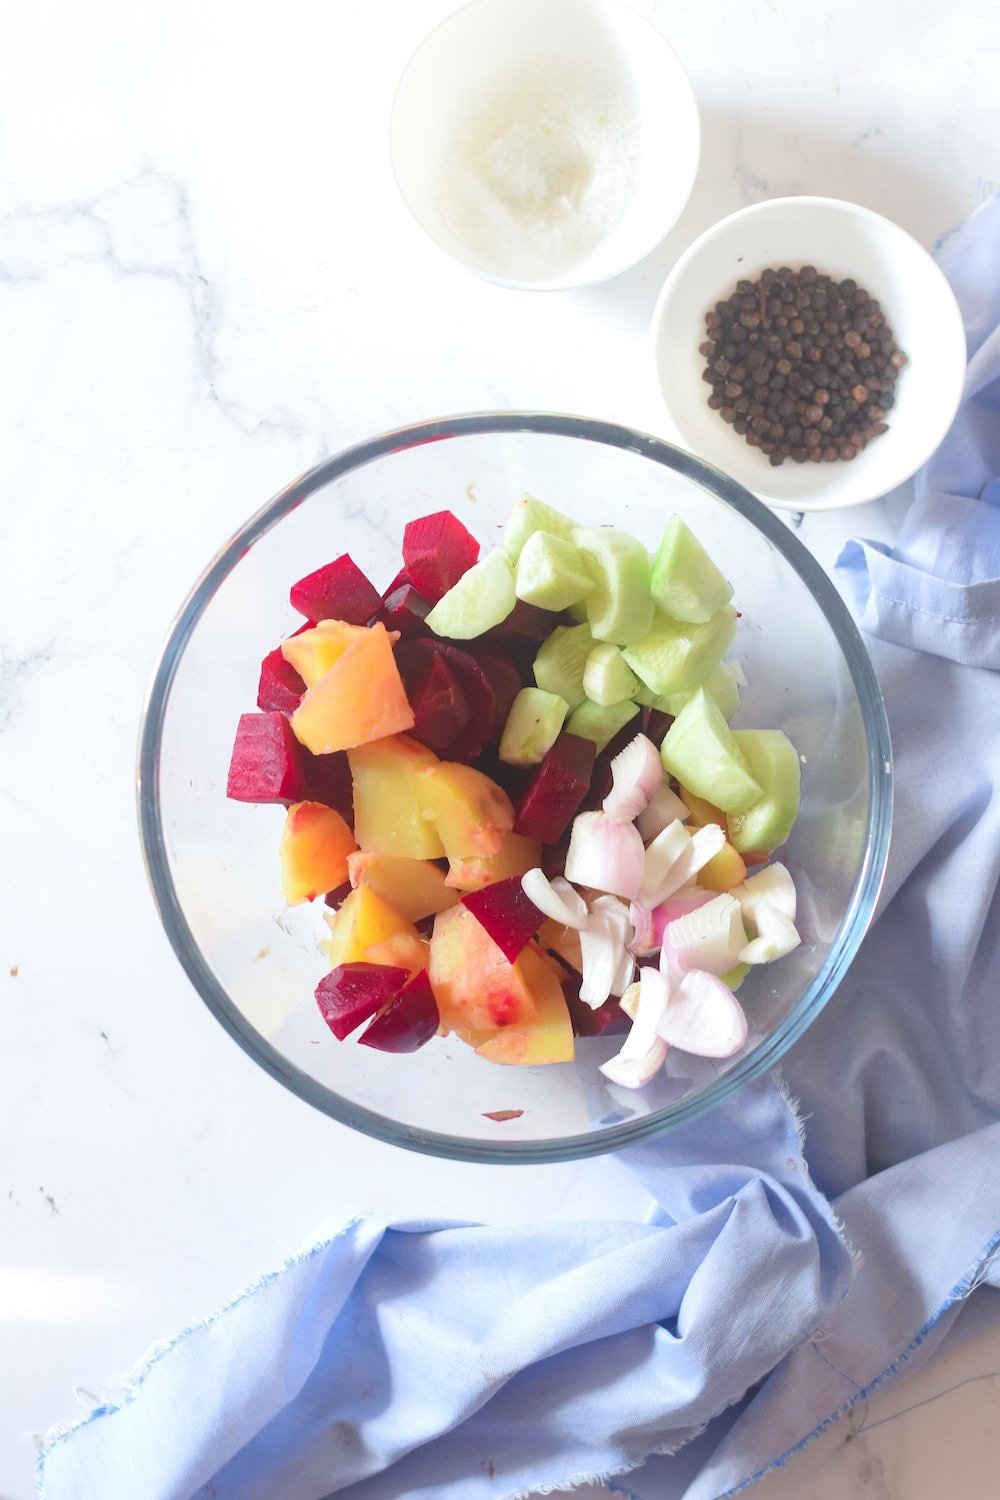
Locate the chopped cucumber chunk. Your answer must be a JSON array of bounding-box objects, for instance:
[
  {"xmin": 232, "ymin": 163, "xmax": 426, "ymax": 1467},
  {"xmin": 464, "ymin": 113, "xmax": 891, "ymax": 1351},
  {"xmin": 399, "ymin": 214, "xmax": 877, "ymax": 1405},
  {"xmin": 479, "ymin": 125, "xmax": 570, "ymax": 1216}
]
[
  {"xmin": 651, "ymin": 517, "xmax": 734, "ymax": 624},
  {"xmin": 583, "ymin": 643, "xmax": 641, "ymax": 706},
  {"xmin": 566, "ymin": 699, "xmax": 640, "ymax": 754},
  {"xmin": 648, "ymin": 662, "xmax": 742, "ymax": 721},
  {"xmin": 660, "ymin": 688, "xmax": 762, "ymax": 813},
  {"xmin": 514, "ymin": 531, "xmax": 594, "ymax": 611},
  {"xmin": 532, "ymin": 622, "xmax": 595, "ymax": 710},
  {"xmin": 572, "ymin": 527, "xmax": 654, "ymax": 645},
  {"xmin": 727, "ymin": 730, "xmax": 801, "ymax": 853},
  {"xmin": 424, "ymin": 550, "xmax": 516, "ymax": 639},
  {"xmin": 622, "ymin": 606, "xmax": 737, "ymax": 697},
  {"xmin": 503, "ymin": 494, "xmax": 575, "ymax": 562},
  {"xmin": 499, "ymin": 687, "xmax": 569, "ymax": 766}
]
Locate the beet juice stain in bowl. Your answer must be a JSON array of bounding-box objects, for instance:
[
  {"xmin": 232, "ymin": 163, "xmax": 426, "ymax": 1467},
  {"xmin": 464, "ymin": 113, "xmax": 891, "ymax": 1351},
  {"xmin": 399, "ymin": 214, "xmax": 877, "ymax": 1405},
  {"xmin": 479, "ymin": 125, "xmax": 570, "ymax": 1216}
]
[{"xmin": 138, "ymin": 415, "xmax": 892, "ymax": 1163}]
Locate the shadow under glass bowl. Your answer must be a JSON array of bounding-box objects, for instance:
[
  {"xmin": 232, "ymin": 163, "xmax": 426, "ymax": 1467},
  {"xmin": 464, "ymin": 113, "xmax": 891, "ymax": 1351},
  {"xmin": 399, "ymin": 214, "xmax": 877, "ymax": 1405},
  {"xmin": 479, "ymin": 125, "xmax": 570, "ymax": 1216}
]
[{"xmin": 137, "ymin": 413, "xmax": 892, "ymax": 1164}]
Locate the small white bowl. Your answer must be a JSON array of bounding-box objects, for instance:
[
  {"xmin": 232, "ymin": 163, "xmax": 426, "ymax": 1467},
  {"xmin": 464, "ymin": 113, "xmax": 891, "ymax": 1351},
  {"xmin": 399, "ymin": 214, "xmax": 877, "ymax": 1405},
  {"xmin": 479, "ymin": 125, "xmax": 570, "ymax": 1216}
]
[
  {"xmin": 651, "ymin": 197, "xmax": 967, "ymax": 510},
  {"xmin": 390, "ymin": 0, "xmax": 700, "ymax": 292}
]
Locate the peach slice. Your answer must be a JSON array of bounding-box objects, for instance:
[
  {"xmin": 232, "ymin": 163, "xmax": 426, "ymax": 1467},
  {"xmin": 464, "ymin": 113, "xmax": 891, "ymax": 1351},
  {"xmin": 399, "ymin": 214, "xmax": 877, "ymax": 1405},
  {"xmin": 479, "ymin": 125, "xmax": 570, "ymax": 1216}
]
[
  {"xmin": 415, "ymin": 762, "xmax": 514, "ymax": 862},
  {"xmin": 323, "ymin": 884, "xmax": 421, "ymax": 969},
  {"xmin": 291, "ymin": 623, "xmax": 415, "ymax": 755},
  {"xmin": 281, "ymin": 621, "xmax": 369, "ymax": 688},
  {"xmin": 429, "ymin": 904, "xmax": 537, "ymax": 1032},
  {"xmin": 365, "ymin": 931, "xmax": 430, "ymax": 976},
  {"xmin": 679, "ymin": 784, "xmax": 727, "ymax": 829},
  {"xmin": 474, "ymin": 946, "xmax": 575, "ymax": 1066},
  {"xmin": 348, "ymin": 735, "xmax": 445, "ymax": 861},
  {"xmin": 279, "ymin": 802, "xmax": 357, "ymax": 905},
  {"xmin": 347, "ymin": 851, "xmax": 458, "ymax": 922},
  {"xmin": 444, "ymin": 832, "xmax": 542, "ymax": 892},
  {"xmin": 697, "ymin": 840, "xmax": 747, "ymax": 892}
]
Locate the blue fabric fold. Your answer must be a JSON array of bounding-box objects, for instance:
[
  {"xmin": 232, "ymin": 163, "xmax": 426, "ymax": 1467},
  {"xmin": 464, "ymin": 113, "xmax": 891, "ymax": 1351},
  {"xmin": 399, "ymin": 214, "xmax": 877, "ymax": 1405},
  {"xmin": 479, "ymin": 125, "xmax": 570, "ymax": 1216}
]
[
  {"xmin": 838, "ymin": 193, "xmax": 1000, "ymax": 669},
  {"xmin": 39, "ymin": 197, "xmax": 1000, "ymax": 1500}
]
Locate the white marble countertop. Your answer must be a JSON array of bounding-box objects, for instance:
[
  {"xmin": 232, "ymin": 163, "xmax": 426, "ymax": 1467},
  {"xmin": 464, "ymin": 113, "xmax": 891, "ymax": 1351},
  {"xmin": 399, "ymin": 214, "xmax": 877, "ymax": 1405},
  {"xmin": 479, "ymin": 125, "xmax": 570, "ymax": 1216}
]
[{"xmin": 2, "ymin": 2, "xmax": 998, "ymax": 1497}]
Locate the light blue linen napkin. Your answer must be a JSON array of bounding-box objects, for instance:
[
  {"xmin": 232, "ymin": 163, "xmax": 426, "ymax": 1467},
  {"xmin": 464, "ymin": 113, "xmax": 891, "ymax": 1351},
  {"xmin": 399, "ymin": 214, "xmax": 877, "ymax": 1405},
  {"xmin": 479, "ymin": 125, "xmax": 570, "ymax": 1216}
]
[{"xmin": 39, "ymin": 197, "xmax": 1000, "ymax": 1500}]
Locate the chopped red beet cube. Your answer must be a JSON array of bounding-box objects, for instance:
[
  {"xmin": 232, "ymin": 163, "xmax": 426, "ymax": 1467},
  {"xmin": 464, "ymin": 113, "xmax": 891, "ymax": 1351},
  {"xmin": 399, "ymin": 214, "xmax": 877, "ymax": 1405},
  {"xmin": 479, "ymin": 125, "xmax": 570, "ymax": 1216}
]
[
  {"xmin": 358, "ymin": 969, "xmax": 440, "ymax": 1053},
  {"xmin": 302, "ymin": 749, "xmax": 354, "ymax": 825},
  {"xmin": 469, "ymin": 647, "xmax": 523, "ymax": 745},
  {"xmin": 395, "ymin": 640, "xmax": 496, "ymax": 761},
  {"xmin": 402, "ymin": 511, "xmax": 480, "ymax": 604},
  {"xmin": 290, "ymin": 554, "xmax": 381, "ymax": 624},
  {"xmin": 408, "ymin": 654, "xmax": 472, "ymax": 753},
  {"xmin": 584, "ymin": 713, "xmax": 651, "ymax": 810},
  {"xmin": 378, "ymin": 582, "xmax": 431, "ymax": 638},
  {"xmin": 257, "ymin": 648, "xmax": 305, "ymax": 715},
  {"xmin": 495, "ymin": 599, "xmax": 558, "ymax": 642},
  {"xmin": 315, "ymin": 963, "xmax": 410, "ymax": 1040},
  {"xmin": 646, "ymin": 708, "xmax": 674, "ymax": 747},
  {"xmin": 460, "ymin": 876, "xmax": 543, "ymax": 961},
  {"xmin": 514, "ymin": 733, "xmax": 595, "ymax": 843},
  {"xmin": 227, "ymin": 712, "xmax": 307, "ymax": 803},
  {"xmin": 561, "ymin": 972, "xmax": 631, "ymax": 1038}
]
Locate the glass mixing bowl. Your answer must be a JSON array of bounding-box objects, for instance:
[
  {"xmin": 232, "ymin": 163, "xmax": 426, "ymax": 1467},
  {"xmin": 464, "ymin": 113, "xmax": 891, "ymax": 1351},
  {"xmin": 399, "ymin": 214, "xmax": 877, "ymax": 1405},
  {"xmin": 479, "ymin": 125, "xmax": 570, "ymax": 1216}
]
[{"xmin": 138, "ymin": 414, "xmax": 892, "ymax": 1163}]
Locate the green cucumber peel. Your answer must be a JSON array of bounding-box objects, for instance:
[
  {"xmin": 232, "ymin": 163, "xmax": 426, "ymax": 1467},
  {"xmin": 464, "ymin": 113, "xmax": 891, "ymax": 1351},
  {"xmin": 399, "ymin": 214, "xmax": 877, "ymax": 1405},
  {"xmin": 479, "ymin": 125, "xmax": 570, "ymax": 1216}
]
[
  {"xmin": 565, "ymin": 698, "xmax": 640, "ymax": 754},
  {"xmin": 532, "ymin": 622, "xmax": 595, "ymax": 711},
  {"xmin": 425, "ymin": 550, "xmax": 516, "ymax": 639},
  {"xmin": 503, "ymin": 494, "xmax": 575, "ymax": 562},
  {"xmin": 622, "ymin": 606, "xmax": 738, "ymax": 697},
  {"xmin": 582, "ymin": 643, "xmax": 641, "ymax": 707},
  {"xmin": 499, "ymin": 687, "xmax": 569, "ymax": 766},
  {"xmin": 659, "ymin": 688, "xmax": 762, "ymax": 814},
  {"xmin": 727, "ymin": 730, "xmax": 801, "ymax": 853},
  {"xmin": 572, "ymin": 526, "xmax": 654, "ymax": 646},
  {"xmin": 651, "ymin": 516, "xmax": 734, "ymax": 624},
  {"xmin": 514, "ymin": 530, "xmax": 594, "ymax": 611}
]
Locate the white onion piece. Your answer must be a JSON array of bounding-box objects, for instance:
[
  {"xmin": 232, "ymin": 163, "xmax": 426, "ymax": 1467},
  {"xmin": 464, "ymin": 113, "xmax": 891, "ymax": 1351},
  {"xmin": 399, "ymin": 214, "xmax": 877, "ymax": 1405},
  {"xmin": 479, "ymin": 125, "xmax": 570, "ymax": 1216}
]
[
  {"xmin": 520, "ymin": 868, "xmax": 588, "ymax": 930},
  {"xmin": 611, "ymin": 946, "xmax": 636, "ymax": 996},
  {"xmin": 565, "ymin": 811, "xmax": 645, "ymax": 901},
  {"xmin": 638, "ymin": 820, "xmax": 690, "ymax": 904},
  {"xmin": 603, "ymin": 734, "xmax": 664, "ymax": 823},
  {"xmin": 640, "ymin": 820, "xmax": 727, "ymax": 907},
  {"xmin": 651, "ymin": 887, "xmax": 715, "ymax": 947},
  {"xmin": 665, "ymin": 894, "xmax": 749, "ymax": 976},
  {"xmin": 734, "ymin": 862, "xmax": 797, "ymax": 924},
  {"xmin": 628, "ymin": 901, "xmax": 656, "ymax": 955},
  {"xmin": 550, "ymin": 876, "xmax": 589, "ymax": 924},
  {"xmin": 578, "ymin": 897, "xmax": 631, "ymax": 1008},
  {"xmin": 636, "ymin": 783, "xmax": 690, "ymax": 842},
  {"xmin": 739, "ymin": 899, "xmax": 801, "ymax": 964},
  {"xmin": 600, "ymin": 966, "xmax": 670, "ymax": 1087},
  {"xmin": 656, "ymin": 969, "xmax": 749, "ymax": 1058}
]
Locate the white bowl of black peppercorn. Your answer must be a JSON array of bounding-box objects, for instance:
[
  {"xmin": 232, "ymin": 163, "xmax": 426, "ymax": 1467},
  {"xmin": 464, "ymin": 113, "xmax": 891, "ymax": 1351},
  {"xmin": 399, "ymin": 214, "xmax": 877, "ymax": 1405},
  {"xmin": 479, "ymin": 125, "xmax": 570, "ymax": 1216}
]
[{"xmin": 651, "ymin": 196, "xmax": 967, "ymax": 510}]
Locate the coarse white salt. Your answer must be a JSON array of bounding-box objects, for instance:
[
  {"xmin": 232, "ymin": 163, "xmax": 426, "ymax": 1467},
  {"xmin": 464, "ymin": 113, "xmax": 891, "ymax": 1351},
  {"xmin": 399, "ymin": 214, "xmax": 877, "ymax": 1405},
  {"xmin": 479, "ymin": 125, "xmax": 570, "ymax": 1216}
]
[{"xmin": 437, "ymin": 56, "xmax": 639, "ymax": 281}]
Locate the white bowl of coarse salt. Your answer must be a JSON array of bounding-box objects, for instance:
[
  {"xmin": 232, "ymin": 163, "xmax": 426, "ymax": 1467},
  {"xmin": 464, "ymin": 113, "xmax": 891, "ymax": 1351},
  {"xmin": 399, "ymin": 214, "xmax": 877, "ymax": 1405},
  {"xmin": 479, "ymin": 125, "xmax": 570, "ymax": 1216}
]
[{"xmin": 390, "ymin": 0, "xmax": 700, "ymax": 291}]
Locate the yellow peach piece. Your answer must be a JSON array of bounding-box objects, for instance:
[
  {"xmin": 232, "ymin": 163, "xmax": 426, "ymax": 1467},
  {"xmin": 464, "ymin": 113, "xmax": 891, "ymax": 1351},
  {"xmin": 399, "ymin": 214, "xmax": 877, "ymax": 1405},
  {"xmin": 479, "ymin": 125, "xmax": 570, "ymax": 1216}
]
[
  {"xmin": 280, "ymin": 621, "xmax": 369, "ymax": 688},
  {"xmin": 279, "ymin": 801, "xmax": 356, "ymax": 905},
  {"xmin": 291, "ymin": 624, "xmax": 414, "ymax": 755},
  {"xmin": 347, "ymin": 851, "xmax": 458, "ymax": 922},
  {"xmin": 474, "ymin": 946, "xmax": 574, "ymax": 1066},
  {"xmin": 444, "ymin": 832, "xmax": 542, "ymax": 891},
  {"xmin": 697, "ymin": 840, "xmax": 748, "ymax": 892},
  {"xmin": 348, "ymin": 735, "xmax": 445, "ymax": 861},
  {"xmin": 323, "ymin": 884, "xmax": 420, "ymax": 968},
  {"xmin": 415, "ymin": 762, "xmax": 514, "ymax": 862}
]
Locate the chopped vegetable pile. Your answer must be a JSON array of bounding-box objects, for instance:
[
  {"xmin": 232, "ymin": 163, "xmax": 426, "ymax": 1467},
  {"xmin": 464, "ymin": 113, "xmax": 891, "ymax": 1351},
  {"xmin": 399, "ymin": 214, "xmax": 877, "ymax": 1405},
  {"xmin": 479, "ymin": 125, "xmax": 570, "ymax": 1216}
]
[{"xmin": 227, "ymin": 497, "xmax": 802, "ymax": 1086}]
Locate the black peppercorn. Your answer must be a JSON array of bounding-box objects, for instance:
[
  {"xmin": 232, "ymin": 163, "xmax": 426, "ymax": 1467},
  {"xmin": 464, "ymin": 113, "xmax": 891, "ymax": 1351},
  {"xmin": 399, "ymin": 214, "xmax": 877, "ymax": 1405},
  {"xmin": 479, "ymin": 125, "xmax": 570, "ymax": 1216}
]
[{"xmin": 700, "ymin": 266, "xmax": 906, "ymax": 466}]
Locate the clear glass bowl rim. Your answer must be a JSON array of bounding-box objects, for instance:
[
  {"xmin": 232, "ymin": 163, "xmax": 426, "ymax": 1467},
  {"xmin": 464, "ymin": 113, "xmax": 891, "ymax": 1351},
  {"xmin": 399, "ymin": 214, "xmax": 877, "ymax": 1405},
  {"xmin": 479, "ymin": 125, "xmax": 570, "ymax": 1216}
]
[{"xmin": 136, "ymin": 411, "xmax": 893, "ymax": 1164}]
